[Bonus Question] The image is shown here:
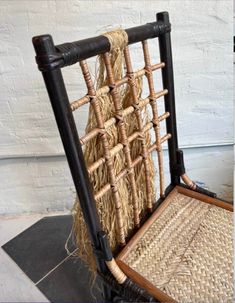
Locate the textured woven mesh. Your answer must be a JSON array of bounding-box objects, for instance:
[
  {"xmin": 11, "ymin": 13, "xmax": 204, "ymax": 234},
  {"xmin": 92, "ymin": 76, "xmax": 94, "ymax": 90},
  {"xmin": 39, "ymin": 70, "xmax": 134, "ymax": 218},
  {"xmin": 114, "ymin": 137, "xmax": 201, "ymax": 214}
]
[{"xmin": 125, "ymin": 193, "xmax": 233, "ymax": 302}]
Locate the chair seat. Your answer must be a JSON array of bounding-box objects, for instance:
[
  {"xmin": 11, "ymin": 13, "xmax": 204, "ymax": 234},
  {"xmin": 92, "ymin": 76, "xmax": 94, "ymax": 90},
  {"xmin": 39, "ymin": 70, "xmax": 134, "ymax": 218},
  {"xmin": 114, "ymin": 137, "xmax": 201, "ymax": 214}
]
[{"xmin": 117, "ymin": 187, "xmax": 233, "ymax": 303}]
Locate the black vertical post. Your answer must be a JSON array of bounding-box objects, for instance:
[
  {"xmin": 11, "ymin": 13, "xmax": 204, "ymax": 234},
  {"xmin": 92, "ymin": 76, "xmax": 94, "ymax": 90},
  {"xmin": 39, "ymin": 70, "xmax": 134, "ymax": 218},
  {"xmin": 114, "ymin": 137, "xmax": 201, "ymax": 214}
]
[
  {"xmin": 157, "ymin": 12, "xmax": 180, "ymax": 185},
  {"xmin": 32, "ymin": 35, "xmax": 112, "ymax": 300}
]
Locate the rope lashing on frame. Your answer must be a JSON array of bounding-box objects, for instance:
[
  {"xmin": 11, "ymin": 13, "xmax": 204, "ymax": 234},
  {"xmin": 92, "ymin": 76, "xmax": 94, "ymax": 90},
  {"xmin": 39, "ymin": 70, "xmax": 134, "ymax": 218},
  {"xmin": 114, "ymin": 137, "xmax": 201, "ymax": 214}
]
[
  {"xmin": 72, "ymin": 28, "xmax": 156, "ymax": 275},
  {"xmin": 106, "ymin": 258, "xmax": 127, "ymax": 284},
  {"xmin": 103, "ymin": 29, "xmax": 128, "ymax": 53}
]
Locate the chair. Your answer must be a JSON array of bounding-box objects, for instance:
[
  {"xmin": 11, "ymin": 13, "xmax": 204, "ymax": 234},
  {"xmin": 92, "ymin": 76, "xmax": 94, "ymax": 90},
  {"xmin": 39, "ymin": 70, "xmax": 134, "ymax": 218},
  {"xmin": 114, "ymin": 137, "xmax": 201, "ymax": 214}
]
[{"xmin": 32, "ymin": 12, "xmax": 233, "ymax": 303}]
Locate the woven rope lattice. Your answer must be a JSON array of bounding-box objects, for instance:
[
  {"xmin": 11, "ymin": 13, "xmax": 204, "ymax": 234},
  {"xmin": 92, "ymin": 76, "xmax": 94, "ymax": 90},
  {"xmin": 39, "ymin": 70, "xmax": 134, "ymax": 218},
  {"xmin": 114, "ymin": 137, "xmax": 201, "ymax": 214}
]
[
  {"xmin": 75, "ymin": 39, "xmax": 170, "ymax": 218},
  {"xmin": 125, "ymin": 193, "xmax": 233, "ymax": 302},
  {"xmin": 72, "ymin": 28, "xmax": 171, "ymax": 272}
]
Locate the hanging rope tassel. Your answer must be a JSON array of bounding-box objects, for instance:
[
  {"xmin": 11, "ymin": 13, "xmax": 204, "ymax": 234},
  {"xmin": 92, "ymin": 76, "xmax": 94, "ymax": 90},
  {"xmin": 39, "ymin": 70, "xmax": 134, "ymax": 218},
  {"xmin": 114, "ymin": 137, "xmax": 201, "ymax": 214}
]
[{"xmin": 72, "ymin": 29, "xmax": 156, "ymax": 274}]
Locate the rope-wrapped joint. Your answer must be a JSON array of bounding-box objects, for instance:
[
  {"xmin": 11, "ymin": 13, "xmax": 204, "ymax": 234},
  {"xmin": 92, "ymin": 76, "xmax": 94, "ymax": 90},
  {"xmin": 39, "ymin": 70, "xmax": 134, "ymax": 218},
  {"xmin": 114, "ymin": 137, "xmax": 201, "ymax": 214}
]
[
  {"xmin": 106, "ymin": 258, "xmax": 127, "ymax": 284},
  {"xmin": 142, "ymin": 39, "xmax": 165, "ymax": 198},
  {"xmin": 102, "ymin": 40, "xmax": 142, "ymax": 228},
  {"xmin": 181, "ymin": 174, "xmax": 196, "ymax": 190},
  {"xmin": 124, "ymin": 45, "xmax": 154, "ymax": 211},
  {"xmin": 80, "ymin": 58, "xmax": 127, "ymax": 247},
  {"xmin": 70, "ymin": 65, "xmax": 166, "ymax": 112}
]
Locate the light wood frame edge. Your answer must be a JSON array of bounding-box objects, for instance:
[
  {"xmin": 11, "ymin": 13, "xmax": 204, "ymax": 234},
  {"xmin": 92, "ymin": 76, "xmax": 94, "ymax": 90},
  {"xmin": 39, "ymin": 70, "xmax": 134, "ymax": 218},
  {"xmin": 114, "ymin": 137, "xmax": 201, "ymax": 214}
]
[
  {"xmin": 176, "ymin": 186, "xmax": 233, "ymax": 211},
  {"xmin": 116, "ymin": 259, "xmax": 177, "ymax": 303}
]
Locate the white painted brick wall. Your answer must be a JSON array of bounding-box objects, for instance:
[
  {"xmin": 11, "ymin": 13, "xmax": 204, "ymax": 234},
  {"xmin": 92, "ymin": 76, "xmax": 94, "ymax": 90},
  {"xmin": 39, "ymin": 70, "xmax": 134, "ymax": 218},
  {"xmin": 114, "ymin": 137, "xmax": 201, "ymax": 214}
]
[
  {"xmin": 0, "ymin": 0, "xmax": 233, "ymax": 215},
  {"xmin": 0, "ymin": 146, "xmax": 232, "ymax": 215}
]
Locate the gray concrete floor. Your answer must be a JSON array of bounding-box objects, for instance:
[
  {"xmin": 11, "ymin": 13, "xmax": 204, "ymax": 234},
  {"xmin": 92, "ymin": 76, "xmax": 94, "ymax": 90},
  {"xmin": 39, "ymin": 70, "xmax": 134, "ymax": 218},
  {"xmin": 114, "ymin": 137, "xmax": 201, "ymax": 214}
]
[{"xmin": 0, "ymin": 212, "xmax": 68, "ymax": 302}]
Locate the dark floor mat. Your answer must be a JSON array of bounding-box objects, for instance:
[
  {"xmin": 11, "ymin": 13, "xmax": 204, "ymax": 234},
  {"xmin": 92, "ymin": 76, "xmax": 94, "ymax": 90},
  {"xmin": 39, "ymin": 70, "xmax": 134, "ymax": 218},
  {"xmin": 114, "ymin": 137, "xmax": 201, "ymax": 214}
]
[
  {"xmin": 2, "ymin": 215, "xmax": 101, "ymax": 302},
  {"xmin": 37, "ymin": 256, "xmax": 102, "ymax": 303}
]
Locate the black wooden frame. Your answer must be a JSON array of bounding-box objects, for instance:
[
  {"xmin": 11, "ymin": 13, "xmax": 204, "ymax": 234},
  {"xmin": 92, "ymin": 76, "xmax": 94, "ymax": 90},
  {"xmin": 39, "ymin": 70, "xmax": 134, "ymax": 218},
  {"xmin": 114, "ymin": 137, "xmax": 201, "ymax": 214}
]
[{"xmin": 32, "ymin": 11, "xmax": 217, "ymax": 302}]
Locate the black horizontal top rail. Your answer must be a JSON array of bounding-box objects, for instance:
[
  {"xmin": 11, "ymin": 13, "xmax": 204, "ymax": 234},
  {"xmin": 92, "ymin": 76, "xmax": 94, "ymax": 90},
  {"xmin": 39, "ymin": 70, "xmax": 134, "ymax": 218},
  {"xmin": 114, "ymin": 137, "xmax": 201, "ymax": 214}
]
[{"xmin": 33, "ymin": 12, "xmax": 171, "ymax": 72}]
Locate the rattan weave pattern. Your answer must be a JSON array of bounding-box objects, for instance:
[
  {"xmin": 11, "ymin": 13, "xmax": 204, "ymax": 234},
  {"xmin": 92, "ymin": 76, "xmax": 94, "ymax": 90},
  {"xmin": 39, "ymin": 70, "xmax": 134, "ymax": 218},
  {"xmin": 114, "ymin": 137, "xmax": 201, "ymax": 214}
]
[{"xmin": 125, "ymin": 193, "xmax": 233, "ymax": 302}]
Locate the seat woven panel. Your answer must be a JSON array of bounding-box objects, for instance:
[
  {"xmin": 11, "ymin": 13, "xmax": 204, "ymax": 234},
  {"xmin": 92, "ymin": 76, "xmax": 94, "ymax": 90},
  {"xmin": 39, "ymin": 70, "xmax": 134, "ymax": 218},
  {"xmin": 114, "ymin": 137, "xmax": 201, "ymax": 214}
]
[{"xmin": 125, "ymin": 193, "xmax": 233, "ymax": 302}]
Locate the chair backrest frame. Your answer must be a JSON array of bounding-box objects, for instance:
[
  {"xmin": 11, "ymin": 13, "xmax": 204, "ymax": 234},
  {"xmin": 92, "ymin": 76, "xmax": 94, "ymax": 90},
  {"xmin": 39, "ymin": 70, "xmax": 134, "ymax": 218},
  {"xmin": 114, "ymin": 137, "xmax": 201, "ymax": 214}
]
[{"xmin": 32, "ymin": 10, "xmax": 181, "ymax": 279}]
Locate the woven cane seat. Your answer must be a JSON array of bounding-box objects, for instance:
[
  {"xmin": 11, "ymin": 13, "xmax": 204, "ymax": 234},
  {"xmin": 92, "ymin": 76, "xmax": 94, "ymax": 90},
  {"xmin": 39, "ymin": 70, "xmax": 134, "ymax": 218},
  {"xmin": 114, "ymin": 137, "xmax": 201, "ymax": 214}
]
[{"xmin": 117, "ymin": 187, "xmax": 233, "ymax": 303}]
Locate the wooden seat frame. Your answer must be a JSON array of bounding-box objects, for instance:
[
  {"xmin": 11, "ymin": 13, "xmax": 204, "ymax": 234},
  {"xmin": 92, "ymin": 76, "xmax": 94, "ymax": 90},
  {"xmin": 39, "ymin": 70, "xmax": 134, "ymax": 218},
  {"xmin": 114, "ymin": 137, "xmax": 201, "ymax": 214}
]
[{"xmin": 32, "ymin": 11, "xmax": 232, "ymax": 303}]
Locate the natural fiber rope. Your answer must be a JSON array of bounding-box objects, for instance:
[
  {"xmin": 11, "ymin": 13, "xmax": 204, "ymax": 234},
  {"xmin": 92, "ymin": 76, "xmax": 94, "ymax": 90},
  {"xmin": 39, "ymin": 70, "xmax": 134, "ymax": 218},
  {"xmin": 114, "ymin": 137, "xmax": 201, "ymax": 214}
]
[
  {"xmin": 80, "ymin": 89, "xmax": 168, "ymax": 146},
  {"xmin": 80, "ymin": 59, "xmax": 126, "ymax": 246},
  {"xmin": 70, "ymin": 63, "xmax": 165, "ymax": 112},
  {"xmin": 103, "ymin": 29, "xmax": 128, "ymax": 52},
  {"xmin": 142, "ymin": 40, "xmax": 165, "ymax": 198},
  {"xmin": 72, "ymin": 28, "xmax": 156, "ymax": 273},
  {"xmin": 126, "ymin": 192, "xmax": 233, "ymax": 302},
  {"xmin": 123, "ymin": 45, "xmax": 153, "ymax": 211},
  {"xmin": 103, "ymin": 51, "xmax": 140, "ymax": 227}
]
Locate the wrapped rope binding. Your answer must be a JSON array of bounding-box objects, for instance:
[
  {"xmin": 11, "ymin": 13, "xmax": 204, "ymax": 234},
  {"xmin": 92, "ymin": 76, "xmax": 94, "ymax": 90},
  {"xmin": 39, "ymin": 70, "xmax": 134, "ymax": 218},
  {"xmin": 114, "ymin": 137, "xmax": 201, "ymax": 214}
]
[{"xmin": 72, "ymin": 29, "xmax": 156, "ymax": 273}]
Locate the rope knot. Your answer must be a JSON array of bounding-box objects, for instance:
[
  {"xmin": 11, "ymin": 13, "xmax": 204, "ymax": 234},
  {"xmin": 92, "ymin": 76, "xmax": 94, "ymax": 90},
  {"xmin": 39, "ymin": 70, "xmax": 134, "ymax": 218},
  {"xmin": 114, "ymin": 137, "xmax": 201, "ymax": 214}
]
[
  {"xmin": 137, "ymin": 132, "xmax": 145, "ymax": 141},
  {"xmin": 132, "ymin": 103, "xmax": 140, "ymax": 111},
  {"xmin": 152, "ymin": 119, "xmax": 159, "ymax": 127},
  {"xmin": 128, "ymin": 73, "xmax": 136, "ymax": 87},
  {"xmin": 149, "ymin": 96, "xmax": 156, "ymax": 102},
  {"xmin": 127, "ymin": 167, "xmax": 134, "ymax": 175},
  {"xmin": 98, "ymin": 128, "xmax": 106, "ymax": 135},
  {"xmin": 114, "ymin": 113, "xmax": 124, "ymax": 122},
  {"xmin": 145, "ymin": 67, "xmax": 151, "ymax": 76}
]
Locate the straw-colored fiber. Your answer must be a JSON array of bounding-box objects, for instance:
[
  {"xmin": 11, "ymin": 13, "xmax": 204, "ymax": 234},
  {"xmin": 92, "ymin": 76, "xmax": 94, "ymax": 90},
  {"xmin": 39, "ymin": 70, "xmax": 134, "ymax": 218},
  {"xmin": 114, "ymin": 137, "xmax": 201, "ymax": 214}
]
[
  {"xmin": 72, "ymin": 29, "xmax": 156, "ymax": 272},
  {"xmin": 125, "ymin": 192, "xmax": 233, "ymax": 302}
]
